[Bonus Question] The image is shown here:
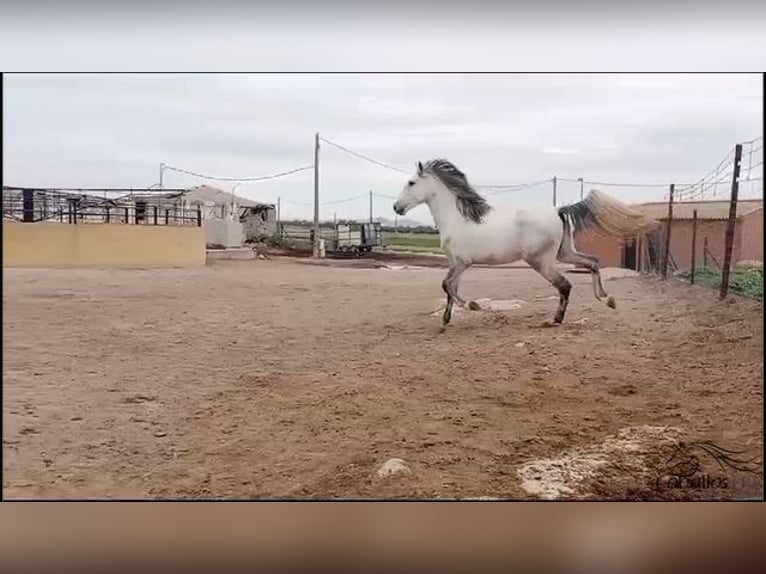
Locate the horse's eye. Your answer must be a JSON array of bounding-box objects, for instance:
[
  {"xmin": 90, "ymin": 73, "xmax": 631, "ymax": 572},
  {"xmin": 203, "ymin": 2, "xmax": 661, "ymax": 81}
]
[{"xmin": 408, "ymin": 181, "xmax": 415, "ymax": 186}]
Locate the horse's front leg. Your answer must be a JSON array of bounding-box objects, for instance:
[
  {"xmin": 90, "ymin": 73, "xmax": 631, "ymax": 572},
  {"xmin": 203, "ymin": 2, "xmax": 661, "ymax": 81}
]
[{"xmin": 441, "ymin": 260, "xmax": 471, "ymax": 330}]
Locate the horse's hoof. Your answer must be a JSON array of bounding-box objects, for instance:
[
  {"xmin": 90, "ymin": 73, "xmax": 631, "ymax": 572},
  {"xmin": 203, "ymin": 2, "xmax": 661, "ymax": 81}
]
[
  {"xmin": 606, "ymin": 296, "xmax": 616, "ymax": 309},
  {"xmin": 468, "ymin": 301, "xmax": 481, "ymax": 311}
]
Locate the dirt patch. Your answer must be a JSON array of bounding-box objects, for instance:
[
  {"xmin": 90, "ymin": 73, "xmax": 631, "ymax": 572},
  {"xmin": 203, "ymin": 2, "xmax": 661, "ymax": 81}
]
[{"xmin": 2, "ymin": 260, "xmax": 762, "ymax": 499}]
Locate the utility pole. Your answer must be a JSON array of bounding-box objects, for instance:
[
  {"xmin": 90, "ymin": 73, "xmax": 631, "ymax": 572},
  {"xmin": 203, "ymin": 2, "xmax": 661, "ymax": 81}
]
[
  {"xmin": 159, "ymin": 162, "xmax": 165, "ymax": 190},
  {"xmin": 720, "ymin": 143, "xmax": 743, "ymax": 300},
  {"xmin": 577, "ymin": 177, "xmax": 584, "ymax": 201},
  {"xmin": 369, "ymin": 190, "xmax": 373, "ymax": 224},
  {"xmin": 313, "ymin": 132, "xmax": 320, "ymax": 257},
  {"xmin": 552, "ymin": 176, "xmax": 557, "ymax": 207}
]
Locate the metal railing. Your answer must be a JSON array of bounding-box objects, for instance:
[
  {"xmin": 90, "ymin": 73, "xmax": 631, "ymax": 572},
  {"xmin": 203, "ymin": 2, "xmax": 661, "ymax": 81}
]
[{"xmin": 2, "ymin": 188, "xmax": 201, "ymax": 227}]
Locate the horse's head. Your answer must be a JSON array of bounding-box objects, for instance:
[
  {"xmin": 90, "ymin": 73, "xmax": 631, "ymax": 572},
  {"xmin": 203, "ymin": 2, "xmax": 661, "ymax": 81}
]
[{"xmin": 393, "ymin": 161, "xmax": 437, "ymax": 216}]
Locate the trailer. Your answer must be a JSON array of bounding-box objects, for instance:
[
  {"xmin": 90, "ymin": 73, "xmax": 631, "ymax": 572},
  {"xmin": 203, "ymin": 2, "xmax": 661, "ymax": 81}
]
[{"xmin": 333, "ymin": 222, "xmax": 383, "ymax": 254}]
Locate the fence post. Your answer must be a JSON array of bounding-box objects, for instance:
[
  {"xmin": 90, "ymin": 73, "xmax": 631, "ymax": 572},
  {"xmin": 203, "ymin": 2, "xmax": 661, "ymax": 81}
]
[
  {"xmin": 720, "ymin": 143, "xmax": 743, "ymax": 300},
  {"xmin": 124, "ymin": 207, "xmax": 129, "ymax": 224},
  {"xmin": 196, "ymin": 206, "xmax": 202, "ymax": 227},
  {"xmin": 22, "ymin": 189, "xmax": 35, "ymax": 222},
  {"xmin": 106, "ymin": 206, "xmax": 110, "ymax": 223},
  {"xmin": 153, "ymin": 206, "xmax": 158, "ymax": 225},
  {"xmin": 703, "ymin": 237, "xmax": 708, "ymax": 268},
  {"xmin": 165, "ymin": 209, "xmax": 169, "ymax": 225},
  {"xmin": 690, "ymin": 209, "xmax": 698, "ymax": 284},
  {"xmin": 662, "ymin": 183, "xmax": 674, "ymax": 279}
]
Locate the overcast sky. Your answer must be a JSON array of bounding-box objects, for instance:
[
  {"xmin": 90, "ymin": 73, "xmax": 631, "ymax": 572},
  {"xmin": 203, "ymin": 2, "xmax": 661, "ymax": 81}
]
[{"xmin": 3, "ymin": 73, "xmax": 762, "ymax": 224}]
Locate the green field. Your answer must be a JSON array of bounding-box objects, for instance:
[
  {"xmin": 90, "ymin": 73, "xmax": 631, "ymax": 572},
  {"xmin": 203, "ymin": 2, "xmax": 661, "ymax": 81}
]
[
  {"xmin": 679, "ymin": 267, "xmax": 763, "ymax": 300},
  {"xmin": 383, "ymin": 231, "xmax": 442, "ymax": 252}
]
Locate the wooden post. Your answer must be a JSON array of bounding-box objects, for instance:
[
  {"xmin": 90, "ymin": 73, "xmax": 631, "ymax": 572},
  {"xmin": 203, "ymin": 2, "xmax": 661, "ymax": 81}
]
[
  {"xmin": 636, "ymin": 236, "xmax": 642, "ymax": 272},
  {"xmin": 552, "ymin": 176, "xmax": 557, "ymax": 207},
  {"xmin": 690, "ymin": 209, "xmax": 698, "ymax": 284},
  {"xmin": 153, "ymin": 206, "xmax": 158, "ymax": 225},
  {"xmin": 196, "ymin": 206, "xmax": 202, "ymax": 227},
  {"xmin": 124, "ymin": 207, "xmax": 129, "ymax": 224},
  {"xmin": 165, "ymin": 209, "xmax": 169, "ymax": 225},
  {"xmin": 662, "ymin": 184, "xmax": 675, "ymax": 279},
  {"xmin": 720, "ymin": 143, "xmax": 743, "ymax": 300},
  {"xmin": 703, "ymin": 237, "xmax": 708, "ymax": 268},
  {"xmin": 106, "ymin": 206, "xmax": 111, "ymax": 223}
]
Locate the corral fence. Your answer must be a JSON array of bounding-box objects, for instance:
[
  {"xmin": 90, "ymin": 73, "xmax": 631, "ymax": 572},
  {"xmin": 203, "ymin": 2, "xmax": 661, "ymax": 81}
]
[
  {"xmin": 2, "ymin": 187, "xmax": 202, "ymax": 227},
  {"xmin": 641, "ymin": 137, "xmax": 762, "ymax": 300}
]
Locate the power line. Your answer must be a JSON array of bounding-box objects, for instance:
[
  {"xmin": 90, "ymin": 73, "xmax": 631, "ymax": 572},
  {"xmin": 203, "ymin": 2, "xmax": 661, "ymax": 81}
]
[
  {"xmin": 321, "ymin": 192, "xmax": 369, "ymax": 205},
  {"xmin": 559, "ymin": 178, "xmax": 680, "ymax": 188},
  {"xmin": 162, "ymin": 163, "xmax": 313, "ymax": 182},
  {"xmin": 373, "ymin": 192, "xmax": 398, "ymax": 200},
  {"xmin": 476, "ymin": 178, "xmax": 551, "ymax": 190},
  {"xmin": 319, "ymin": 137, "xmax": 409, "ymax": 174}
]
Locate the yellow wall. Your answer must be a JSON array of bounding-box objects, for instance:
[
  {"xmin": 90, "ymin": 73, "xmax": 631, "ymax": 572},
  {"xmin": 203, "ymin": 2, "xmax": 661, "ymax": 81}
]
[{"xmin": 2, "ymin": 221, "xmax": 206, "ymax": 267}]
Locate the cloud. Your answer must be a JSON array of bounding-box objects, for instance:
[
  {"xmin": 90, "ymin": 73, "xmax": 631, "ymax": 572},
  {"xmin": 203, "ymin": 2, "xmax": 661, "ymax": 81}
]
[{"xmin": 3, "ymin": 73, "xmax": 762, "ymax": 224}]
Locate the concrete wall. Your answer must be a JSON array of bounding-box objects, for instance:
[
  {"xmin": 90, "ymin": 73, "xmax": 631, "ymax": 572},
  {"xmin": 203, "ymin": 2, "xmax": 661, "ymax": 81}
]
[
  {"xmin": 664, "ymin": 219, "xmax": 729, "ymax": 270},
  {"xmin": 574, "ymin": 214, "xmax": 764, "ymax": 271},
  {"xmin": 737, "ymin": 209, "xmax": 763, "ymax": 263},
  {"xmin": 2, "ymin": 221, "xmax": 206, "ymax": 267},
  {"xmin": 203, "ymin": 219, "xmax": 244, "ymax": 248},
  {"xmin": 573, "ymin": 230, "xmax": 624, "ymax": 268}
]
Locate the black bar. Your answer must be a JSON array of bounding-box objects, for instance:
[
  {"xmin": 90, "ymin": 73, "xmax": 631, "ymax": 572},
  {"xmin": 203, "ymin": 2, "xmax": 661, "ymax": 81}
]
[
  {"xmin": 153, "ymin": 206, "xmax": 158, "ymax": 225},
  {"xmin": 165, "ymin": 209, "xmax": 169, "ymax": 225},
  {"xmin": 125, "ymin": 207, "xmax": 129, "ymax": 223},
  {"xmin": 197, "ymin": 207, "xmax": 202, "ymax": 227},
  {"xmin": 106, "ymin": 206, "xmax": 110, "ymax": 223},
  {"xmin": 22, "ymin": 189, "xmax": 34, "ymax": 222}
]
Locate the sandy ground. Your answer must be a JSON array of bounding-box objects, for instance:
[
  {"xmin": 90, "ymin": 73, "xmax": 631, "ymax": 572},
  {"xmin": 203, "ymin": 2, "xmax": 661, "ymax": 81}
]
[{"xmin": 2, "ymin": 257, "xmax": 762, "ymax": 499}]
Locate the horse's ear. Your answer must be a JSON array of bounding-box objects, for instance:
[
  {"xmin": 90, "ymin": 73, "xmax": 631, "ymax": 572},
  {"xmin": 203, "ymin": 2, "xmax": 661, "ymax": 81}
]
[{"xmin": 417, "ymin": 161, "xmax": 424, "ymax": 175}]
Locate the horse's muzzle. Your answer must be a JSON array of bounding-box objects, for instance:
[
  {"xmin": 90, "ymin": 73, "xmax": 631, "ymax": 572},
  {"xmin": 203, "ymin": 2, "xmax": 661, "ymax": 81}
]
[{"xmin": 393, "ymin": 202, "xmax": 406, "ymax": 216}]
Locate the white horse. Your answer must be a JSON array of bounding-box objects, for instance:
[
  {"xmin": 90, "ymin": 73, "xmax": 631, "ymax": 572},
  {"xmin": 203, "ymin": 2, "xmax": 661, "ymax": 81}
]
[{"xmin": 393, "ymin": 159, "xmax": 656, "ymax": 329}]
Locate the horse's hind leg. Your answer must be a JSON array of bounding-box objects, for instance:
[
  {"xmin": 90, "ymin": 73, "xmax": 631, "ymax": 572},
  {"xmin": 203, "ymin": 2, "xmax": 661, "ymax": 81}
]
[
  {"xmin": 557, "ymin": 235, "xmax": 615, "ymax": 309},
  {"xmin": 526, "ymin": 254, "xmax": 572, "ymax": 325}
]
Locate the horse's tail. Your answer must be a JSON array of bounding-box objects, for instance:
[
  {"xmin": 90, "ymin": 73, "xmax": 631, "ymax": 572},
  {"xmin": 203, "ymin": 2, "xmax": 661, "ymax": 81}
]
[{"xmin": 557, "ymin": 189, "xmax": 658, "ymax": 239}]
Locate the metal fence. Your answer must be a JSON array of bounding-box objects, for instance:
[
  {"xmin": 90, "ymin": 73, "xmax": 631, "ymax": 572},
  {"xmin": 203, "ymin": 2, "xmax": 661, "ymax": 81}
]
[{"xmin": 2, "ymin": 187, "xmax": 201, "ymax": 227}]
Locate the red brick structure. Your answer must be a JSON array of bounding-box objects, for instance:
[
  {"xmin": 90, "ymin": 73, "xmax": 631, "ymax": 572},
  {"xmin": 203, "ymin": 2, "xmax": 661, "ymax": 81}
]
[{"xmin": 573, "ymin": 199, "xmax": 763, "ymax": 270}]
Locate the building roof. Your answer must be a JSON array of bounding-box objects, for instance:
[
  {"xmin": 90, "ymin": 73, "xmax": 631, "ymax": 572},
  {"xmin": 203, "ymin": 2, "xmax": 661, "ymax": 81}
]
[
  {"xmin": 634, "ymin": 199, "xmax": 763, "ymax": 221},
  {"xmin": 182, "ymin": 185, "xmax": 273, "ymax": 208}
]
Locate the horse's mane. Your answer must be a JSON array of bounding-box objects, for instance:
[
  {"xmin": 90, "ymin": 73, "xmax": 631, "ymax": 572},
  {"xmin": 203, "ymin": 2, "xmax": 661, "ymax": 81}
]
[{"xmin": 423, "ymin": 159, "xmax": 492, "ymax": 224}]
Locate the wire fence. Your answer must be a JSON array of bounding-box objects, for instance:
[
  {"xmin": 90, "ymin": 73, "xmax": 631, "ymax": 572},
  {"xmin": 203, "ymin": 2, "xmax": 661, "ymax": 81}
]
[{"xmin": 633, "ymin": 138, "xmax": 763, "ymax": 301}]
